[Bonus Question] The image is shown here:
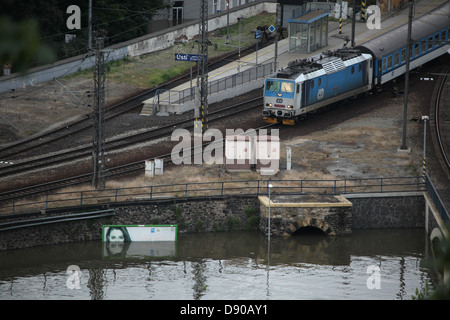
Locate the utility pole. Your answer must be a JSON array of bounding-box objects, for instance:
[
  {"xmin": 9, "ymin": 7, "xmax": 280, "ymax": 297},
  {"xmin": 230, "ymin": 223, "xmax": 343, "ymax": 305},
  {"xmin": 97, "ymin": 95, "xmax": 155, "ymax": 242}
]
[
  {"xmin": 88, "ymin": 0, "xmax": 92, "ymax": 50},
  {"xmin": 197, "ymin": 0, "xmax": 209, "ymax": 133},
  {"xmin": 399, "ymin": 0, "xmax": 414, "ymax": 152},
  {"xmin": 351, "ymin": 0, "xmax": 356, "ymax": 47},
  {"xmin": 274, "ymin": 3, "xmax": 282, "ymax": 71},
  {"xmin": 226, "ymin": 0, "xmax": 230, "ymax": 44},
  {"xmin": 92, "ymin": 32, "xmax": 109, "ymax": 189}
]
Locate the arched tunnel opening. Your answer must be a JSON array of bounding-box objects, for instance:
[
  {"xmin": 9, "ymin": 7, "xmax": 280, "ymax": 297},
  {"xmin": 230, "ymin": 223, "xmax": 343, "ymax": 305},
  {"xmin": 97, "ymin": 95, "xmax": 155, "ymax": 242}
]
[{"xmin": 292, "ymin": 226, "xmax": 327, "ymax": 236}]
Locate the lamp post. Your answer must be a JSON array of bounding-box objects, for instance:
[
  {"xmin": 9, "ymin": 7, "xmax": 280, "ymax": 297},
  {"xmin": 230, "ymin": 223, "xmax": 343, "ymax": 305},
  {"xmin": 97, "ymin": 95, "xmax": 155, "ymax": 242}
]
[
  {"xmin": 226, "ymin": 0, "xmax": 230, "ymax": 44},
  {"xmin": 268, "ymin": 184, "xmax": 273, "ymax": 242},
  {"xmin": 400, "ymin": 0, "xmax": 414, "ymax": 152},
  {"xmin": 266, "ymin": 183, "xmax": 273, "ymax": 297},
  {"xmin": 422, "ymin": 115, "xmax": 429, "ymax": 183},
  {"xmin": 237, "ymin": 17, "xmax": 244, "ymax": 73}
]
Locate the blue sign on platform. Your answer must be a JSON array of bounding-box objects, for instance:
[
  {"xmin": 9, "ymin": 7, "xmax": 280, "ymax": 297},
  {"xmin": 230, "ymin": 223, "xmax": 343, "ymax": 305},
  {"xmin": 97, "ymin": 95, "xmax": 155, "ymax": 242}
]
[
  {"xmin": 268, "ymin": 25, "xmax": 276, "ymax": 33},
  {"xmin": 255, "ymin": 30, "xmax": 261, "ymax": 39},
  {"xmin": 175, "ymin": 53, "xmax": 207, "ymax": 62}
]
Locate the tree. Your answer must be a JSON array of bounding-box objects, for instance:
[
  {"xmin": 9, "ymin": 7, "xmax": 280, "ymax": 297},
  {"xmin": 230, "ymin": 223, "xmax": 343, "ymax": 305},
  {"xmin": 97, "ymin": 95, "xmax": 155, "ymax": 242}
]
[{"xmin": 1, "ymin": 0, "xmax": 169, "ymax": 67}]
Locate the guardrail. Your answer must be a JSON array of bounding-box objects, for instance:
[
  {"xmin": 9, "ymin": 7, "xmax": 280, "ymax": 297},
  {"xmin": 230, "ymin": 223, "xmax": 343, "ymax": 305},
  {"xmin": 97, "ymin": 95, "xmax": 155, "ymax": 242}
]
[
  {"xmin": 1, "ymin": 176, "xmax": 425, "ymax": 215},
  {"xmin": 425, "ymin": 173, "xmax": 449, "ymax": 223},
  {"xmin": 152, "ymin": 61, "xmax": 276, "ymax": 110},
  {"xmin": 0, "ymin": 209, "xmax": 115, "ymax": 232}
]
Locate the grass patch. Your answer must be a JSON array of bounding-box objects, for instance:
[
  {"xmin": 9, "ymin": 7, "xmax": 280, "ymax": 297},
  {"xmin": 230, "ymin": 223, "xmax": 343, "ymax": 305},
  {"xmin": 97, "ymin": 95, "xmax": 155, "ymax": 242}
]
[{"xmin": 64, "ymin": 12, "xmax": 276, "ymax": 89}]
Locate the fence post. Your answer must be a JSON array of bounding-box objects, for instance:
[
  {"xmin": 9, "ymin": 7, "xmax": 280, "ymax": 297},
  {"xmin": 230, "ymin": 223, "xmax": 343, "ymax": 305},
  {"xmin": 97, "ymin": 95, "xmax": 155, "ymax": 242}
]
[
  {"xmin": 334, "ymin": 180, "xmax": 337, "ymax": 194},
  {"xmin": 380, "ymin": 178, "xmax": 383, "ymax": 193},
  {"xmin": 257, "ymin": 180, "xmax": 260, "ymax": 195},
  {"xmin": 115, "ymin": 189, "xmax": 118, "ymax": 202},
  {"xmin": 221, "ymin": 182, "xmax": 224, "ymax": 196},
  {"xmin": 150, "ymin": 186, "xmax": 153, "ymax": 200},
  {"xmin": 80, "ymin": 192, "xmax": 83, "ymax": 206},
  {"xmin": 185, "ymin": 184, "xmax": 188, "ymax": 198},
  {"xmin": 45, "ymin": 194, "xmax": 49, "ymax": 210},
  {"xmin": 300, "ymin": 180, "xmax": 303, "ymax": 194}
]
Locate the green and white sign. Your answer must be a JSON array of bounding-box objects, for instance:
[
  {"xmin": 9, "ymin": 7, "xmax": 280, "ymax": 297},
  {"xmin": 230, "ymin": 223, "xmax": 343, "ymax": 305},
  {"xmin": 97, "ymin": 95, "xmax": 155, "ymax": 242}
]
[{"xmin": 102, "ymin": 225, "xmax": 177, "ymax": 242}]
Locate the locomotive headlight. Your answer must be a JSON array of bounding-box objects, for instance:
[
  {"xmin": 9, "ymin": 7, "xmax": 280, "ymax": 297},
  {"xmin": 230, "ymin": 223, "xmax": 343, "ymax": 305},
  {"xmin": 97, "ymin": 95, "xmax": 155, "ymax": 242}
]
[
  {"xmin": 287, "ymin": 105, "xmax": 293, "ymax": 109},
  {"xmin": 266, "ymin": 103, "xmax": 272, "ymax": 107}
]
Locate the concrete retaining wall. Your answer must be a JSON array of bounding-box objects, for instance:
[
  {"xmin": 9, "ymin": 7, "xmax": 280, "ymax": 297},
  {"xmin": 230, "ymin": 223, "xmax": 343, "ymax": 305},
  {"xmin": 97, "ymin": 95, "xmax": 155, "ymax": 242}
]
[
  {"xmin": 0, "ymin": 193, "xmax": 426, "ymax": 251},
  {"xmin": 258, "ymin": 195, "xmax": 353, "ymax": 236}
]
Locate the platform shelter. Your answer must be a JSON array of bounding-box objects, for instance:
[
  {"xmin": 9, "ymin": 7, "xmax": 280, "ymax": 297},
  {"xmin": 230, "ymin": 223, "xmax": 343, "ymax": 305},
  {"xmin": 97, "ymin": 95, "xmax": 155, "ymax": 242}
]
[{"xmin": 288, "ymin": 9, "xmax": 330, "ymax": 54}]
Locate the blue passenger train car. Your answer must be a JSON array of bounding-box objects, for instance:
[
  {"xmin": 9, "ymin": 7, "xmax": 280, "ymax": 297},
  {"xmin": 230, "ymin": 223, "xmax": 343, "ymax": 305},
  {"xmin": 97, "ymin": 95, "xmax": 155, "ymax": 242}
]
[{"xmin": 355, "ymin": 1, "xmax": 449, "ymax": 86}]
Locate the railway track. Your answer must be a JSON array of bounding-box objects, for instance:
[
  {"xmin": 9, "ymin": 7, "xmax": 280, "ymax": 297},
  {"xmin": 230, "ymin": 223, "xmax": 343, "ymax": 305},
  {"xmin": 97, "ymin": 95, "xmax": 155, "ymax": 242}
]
[
  {"xmin": 0, "ymin": 40, "xmax": 272, "ymax": 161},
  {"xmin": 0, "ymin": 96, "xmax": 266, "ymax": 203}
]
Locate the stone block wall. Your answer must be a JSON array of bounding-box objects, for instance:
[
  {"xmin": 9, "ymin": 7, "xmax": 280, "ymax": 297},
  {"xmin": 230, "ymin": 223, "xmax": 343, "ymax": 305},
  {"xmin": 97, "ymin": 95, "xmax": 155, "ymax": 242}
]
[
  {"xmin": 345, "ymin": 193, "xmax": 425, "ymax": 229},
  {"xmin": 0, "ymin": 195, "xmax": 261, "ymax": 251},
  {"xmin": 112, "ymin": 196, "xmax": 261, "ymax": 233}
]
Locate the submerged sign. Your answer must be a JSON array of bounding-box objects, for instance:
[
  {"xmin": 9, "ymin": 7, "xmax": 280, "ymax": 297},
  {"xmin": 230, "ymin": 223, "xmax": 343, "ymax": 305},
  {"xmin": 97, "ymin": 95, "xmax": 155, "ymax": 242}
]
[{"xmin": 102, "ymin": 225, "xmax": 177, "ymax": 242}]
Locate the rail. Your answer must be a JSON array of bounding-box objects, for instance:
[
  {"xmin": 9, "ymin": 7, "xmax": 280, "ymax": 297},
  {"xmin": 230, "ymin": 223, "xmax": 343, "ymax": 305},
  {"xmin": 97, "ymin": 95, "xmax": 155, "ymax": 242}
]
[{"xmin": 1, "ymin": 176, "xmax": 425, "ymax": 215}]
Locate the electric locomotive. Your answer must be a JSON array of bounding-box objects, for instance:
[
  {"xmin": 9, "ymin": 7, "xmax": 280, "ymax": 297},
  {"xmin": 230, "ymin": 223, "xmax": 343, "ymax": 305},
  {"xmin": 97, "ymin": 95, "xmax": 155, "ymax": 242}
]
[{"xmin": 263, "ymin": 49, "xmax": 373, "ymax": 125}]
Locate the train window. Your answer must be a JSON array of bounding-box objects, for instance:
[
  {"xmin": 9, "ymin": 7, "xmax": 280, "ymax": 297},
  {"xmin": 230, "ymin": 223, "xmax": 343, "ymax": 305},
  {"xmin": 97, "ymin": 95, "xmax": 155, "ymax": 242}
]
[
  {"xmin": 427, "ymin": 37, "xmax": 433, "ymax": 50},
  {"xmin": 318, "ymin": 78, "xmax": 321, "ymax": 86},
  {"xmin": 296, "ymin": 84, "xmax": 300, "ymax": 94},
  {"xmin": 382, "ymin": 58, "xmax": 387, "ymax": 72},
  {"xmin": 281, "ymin": 82, "xmax": 294, "ymax": 92},
  {"xmin": 351, "ymin": 66, "xmax": 355, "ymax": 74},
  {"xmin": 442, "ymin": 29, "xmax": 447, "ymax": 43},
  {"xmin": 311, "ymin": 80, "xmax": 314, "ymax": 88},
  {"xmin": 387, "ymin": 56, "xmax": 393, "ymax": 69},
  {"xmin": 420, "ymin": 40, "xmax": 426, "ymax": 54},
  {"xmin": 358, "ymin": 64, "xmax": 362, "ymax": 72},
  {"xmin": 401, "ymin": 49, "xmax": 406, "ymax": 63},
  {"xmin": 266, "ymin": 80, "xmax": 279, "ymax": 91},
  {"xmin": 394, "ymin": 52, "xmax": 399, "ymax": 65}
]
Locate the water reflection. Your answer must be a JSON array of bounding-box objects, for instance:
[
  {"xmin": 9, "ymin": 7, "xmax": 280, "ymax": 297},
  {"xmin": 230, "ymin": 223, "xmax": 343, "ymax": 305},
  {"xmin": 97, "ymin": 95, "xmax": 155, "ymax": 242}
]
[{"xmin": 0, "ymin": 229, "xmax": 433, "ymax": 300}]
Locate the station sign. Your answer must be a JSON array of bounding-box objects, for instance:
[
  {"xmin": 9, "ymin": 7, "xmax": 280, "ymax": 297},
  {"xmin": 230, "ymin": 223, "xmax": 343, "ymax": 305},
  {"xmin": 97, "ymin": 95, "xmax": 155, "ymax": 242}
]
[{"xmin": 175, "ymin": 53, "xmax": 207, "ymax": 62}]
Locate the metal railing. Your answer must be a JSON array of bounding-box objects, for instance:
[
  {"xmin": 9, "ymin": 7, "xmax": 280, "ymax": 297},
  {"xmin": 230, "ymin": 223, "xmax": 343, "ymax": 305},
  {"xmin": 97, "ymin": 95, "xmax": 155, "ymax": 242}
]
[
  {"xmin": 425, "ymin": 173, "xmax": 449, "ymax": 223},
  {"xmin": 152, "ymin": 62, "xmax": 276, "ymax": 109},
  {"xmin": 1, "ymin": 176, "xmax": 426, "ymax": 215}
]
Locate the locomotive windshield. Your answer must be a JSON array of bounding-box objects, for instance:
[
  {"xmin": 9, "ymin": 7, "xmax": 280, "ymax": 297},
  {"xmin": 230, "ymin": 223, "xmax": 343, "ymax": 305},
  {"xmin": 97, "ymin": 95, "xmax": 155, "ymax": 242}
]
[{"xmin": 265, "ymin": 80, "xmax": 294, "ymax": 93}]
